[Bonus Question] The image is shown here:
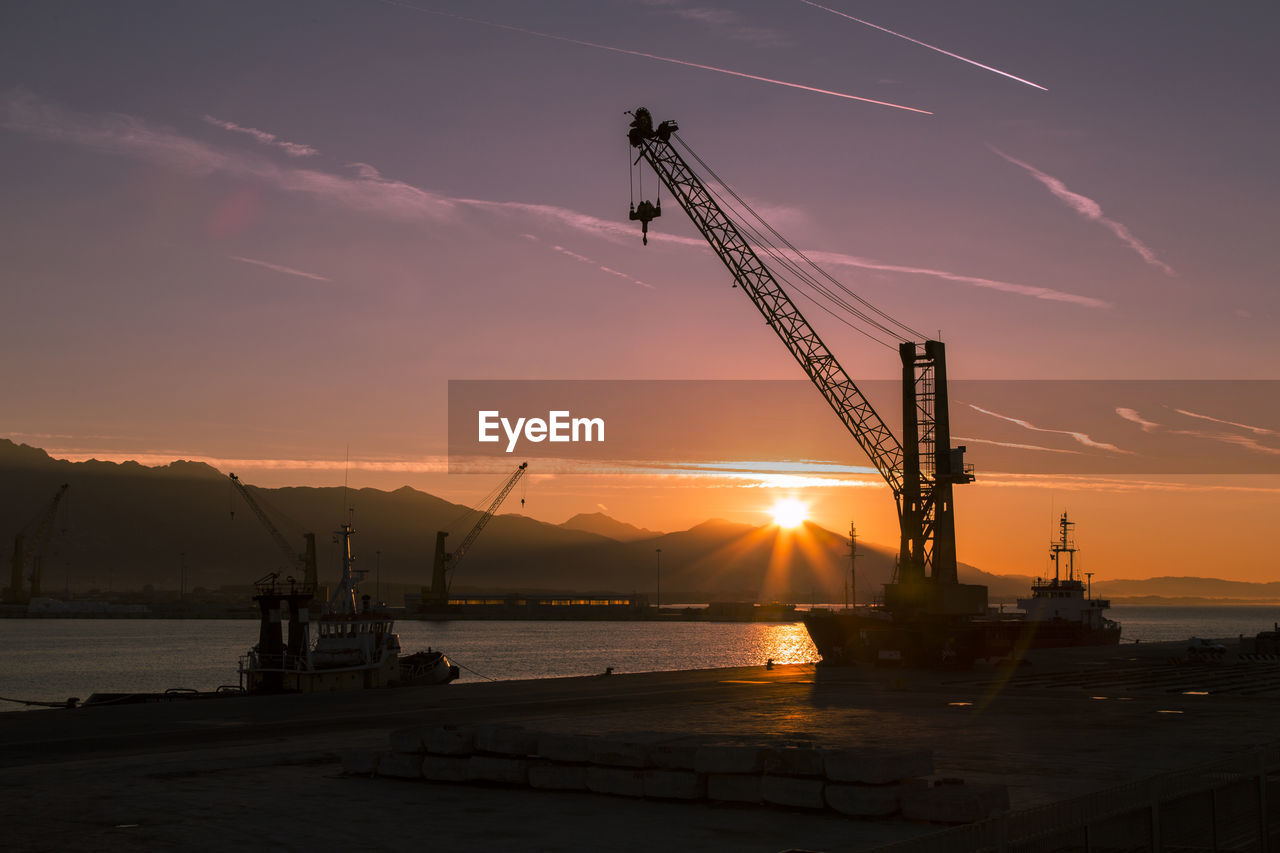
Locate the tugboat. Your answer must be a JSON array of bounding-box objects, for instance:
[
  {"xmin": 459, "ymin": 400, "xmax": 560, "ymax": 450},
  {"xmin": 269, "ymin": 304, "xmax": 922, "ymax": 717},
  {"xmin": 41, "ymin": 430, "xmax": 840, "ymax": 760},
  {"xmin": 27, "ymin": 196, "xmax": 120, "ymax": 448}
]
[
  {"xmin": 1010, "ymin": 512, "xmax": 1121, "ymax": 647},
  {"xmin": 239, "ymin": 521, "xmax": 458, "ymax": 693}
]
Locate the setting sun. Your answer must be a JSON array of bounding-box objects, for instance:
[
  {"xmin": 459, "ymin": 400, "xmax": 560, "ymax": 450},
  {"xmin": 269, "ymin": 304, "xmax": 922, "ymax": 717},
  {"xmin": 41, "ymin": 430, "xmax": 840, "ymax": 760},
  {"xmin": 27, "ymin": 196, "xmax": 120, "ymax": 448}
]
[{"xmin": 769, "ymin": 498, "xmax": 809, "ymax": 529}]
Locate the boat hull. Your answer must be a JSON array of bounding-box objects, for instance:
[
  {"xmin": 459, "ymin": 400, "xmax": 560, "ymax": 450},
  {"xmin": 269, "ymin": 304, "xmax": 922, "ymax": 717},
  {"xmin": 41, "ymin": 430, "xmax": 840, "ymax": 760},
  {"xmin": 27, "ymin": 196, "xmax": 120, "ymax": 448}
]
[{"xmin": 803, "ymin": 609, "xmax": 1121, "ymax": 668}]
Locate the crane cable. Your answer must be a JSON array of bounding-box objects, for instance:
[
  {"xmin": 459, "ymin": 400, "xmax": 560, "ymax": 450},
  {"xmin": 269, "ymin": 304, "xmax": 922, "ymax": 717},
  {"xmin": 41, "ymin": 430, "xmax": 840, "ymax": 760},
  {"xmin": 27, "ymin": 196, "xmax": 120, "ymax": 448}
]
[
  {"xmin": 679, "ymin": 140, "xmax": 915, "ymax": 344},
  {"xmin": 673, "ymin": 135, "xmax": 924, "ymax": 343},
  {"xmin": 676, "ymin": 134, "xmax": 917, "ymax": 341}
]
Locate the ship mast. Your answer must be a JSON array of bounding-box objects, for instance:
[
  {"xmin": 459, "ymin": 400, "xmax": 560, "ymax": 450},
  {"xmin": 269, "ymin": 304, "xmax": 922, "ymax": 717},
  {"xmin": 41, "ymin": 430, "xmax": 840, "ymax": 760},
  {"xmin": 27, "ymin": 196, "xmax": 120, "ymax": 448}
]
[{"xmin": 1049, "ymin": 512, "xmax": 1078, "ymax": 583}]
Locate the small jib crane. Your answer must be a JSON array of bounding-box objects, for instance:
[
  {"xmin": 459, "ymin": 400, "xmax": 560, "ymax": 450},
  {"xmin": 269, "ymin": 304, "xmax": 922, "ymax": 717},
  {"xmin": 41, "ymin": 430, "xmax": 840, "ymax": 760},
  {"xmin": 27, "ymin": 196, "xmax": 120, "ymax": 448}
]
[
  {"xmin": 626, "ymin": 107, "xmax": 981, "ymax": 619},
  {"xmin": 229, "ymin": 473, "xmax": 318, "ymax": 593},
  {"xmin": 4, "ymin": 483, "xmax": 70, "ymax": 604},
  {"xmin": 421, "ymin": 462, "xmax": 527, "ymax": 611}
]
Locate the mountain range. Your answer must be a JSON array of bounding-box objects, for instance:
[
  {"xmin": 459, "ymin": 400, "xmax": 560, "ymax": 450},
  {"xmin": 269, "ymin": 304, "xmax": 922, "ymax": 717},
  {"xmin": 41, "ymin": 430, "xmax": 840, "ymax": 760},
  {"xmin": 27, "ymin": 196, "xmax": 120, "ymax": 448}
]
[{"xmin": 2, "ymin": 439, "xmax": 1276, "ymax": 605}]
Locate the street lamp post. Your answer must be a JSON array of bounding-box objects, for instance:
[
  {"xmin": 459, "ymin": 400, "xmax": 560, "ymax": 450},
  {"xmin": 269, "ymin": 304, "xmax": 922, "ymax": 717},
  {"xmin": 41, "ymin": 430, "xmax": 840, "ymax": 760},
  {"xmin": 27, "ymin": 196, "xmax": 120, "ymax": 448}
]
[
  {"xmin": 655, "ymin": 548, "xmax": 662, "ymax": 611},
  {"xmin": 376, "ymin": 550, "xmax": 382, "ymax": 606}
]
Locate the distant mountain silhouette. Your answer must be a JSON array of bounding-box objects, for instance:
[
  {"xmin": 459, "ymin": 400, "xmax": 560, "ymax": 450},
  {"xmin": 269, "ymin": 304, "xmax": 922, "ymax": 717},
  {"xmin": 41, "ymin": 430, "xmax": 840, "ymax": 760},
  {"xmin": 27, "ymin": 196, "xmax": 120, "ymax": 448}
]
[
  {"xmin": 559, "ymin": 512, "xmax": 660, "ymax": 542},
  {"xmin": 3, "ymin": 439, "xmax": 1277, "ymax": 605}
]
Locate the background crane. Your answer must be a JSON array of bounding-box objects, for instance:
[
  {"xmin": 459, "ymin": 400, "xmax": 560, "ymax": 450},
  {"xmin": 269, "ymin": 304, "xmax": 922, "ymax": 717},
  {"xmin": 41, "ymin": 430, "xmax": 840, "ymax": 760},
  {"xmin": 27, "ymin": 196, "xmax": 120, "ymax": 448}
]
[
  {"xmin": 229, "ymin": 473, "xmax": 317, "ymax": 592},
  {"xmin": 626, "ymin": 107, "xmax": 981, "ymax": 616},
  {"xmin": 4, "ymin": 483, "xmax": 70, "ymax": 604},
  {"xmin": 421, "ymin": 462, "xmax": 527, "ymax": 610}
]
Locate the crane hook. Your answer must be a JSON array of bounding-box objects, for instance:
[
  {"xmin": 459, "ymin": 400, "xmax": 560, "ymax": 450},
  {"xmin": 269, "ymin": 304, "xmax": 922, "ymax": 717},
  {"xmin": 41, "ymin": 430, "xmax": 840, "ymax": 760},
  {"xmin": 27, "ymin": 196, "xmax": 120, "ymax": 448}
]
[{"xmin": 629, "ymin": 199, "xmax": 661, "ymax": 246}]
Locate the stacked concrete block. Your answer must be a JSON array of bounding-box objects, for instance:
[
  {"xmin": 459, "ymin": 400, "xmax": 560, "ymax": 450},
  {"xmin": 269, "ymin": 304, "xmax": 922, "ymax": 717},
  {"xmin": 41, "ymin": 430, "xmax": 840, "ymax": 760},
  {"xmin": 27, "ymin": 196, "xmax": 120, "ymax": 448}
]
[
  {"xmin": 467, "ymin": 755, "xmax": 531, "ymax": 786},
  {"xmin": 350, "ymin": 724, "xmax": 1001, "ymax": 827},
  {"xmin": 648, "ymin": 739, "xmax": 702, "ymax": 771},
  {"xmin": 376, "ymin": 751, "xmax": 424, "ymax": 780},
  {"xmin": 760, "ymin": 746, "xmax": 827, "ymax": 809},
  {"xmin": 825, "ymin": 782, "xmax": 905, "ymax": 817},
  {"xmin": 586, "ymin": 766, "xmax": 648, "ymax": 797},
  {"xmin": 420, "ymin": 755, "xmax": 471, "ymax": 783},
  {"xmin": 528, "ymin": 760, "xmax": 589, "ymax": 791},
  {"xmin": 388, "ymin": 726, "xmax": 430, "ymax": 753},
  {"xmin": 474, "ymin": 725, "xmax": 539, "ymax": 757},
  {"xmin": 537, "ymin": 732, "xmax": 597, "ymax": 764},
  {"xmin": 697, "ymin": 743, "xmax": 770, "ymax": 804},
  {"xmin": 707, "ymin": 772, "xmax": 764, "ymax": 804},
  {"xmin": 824, "ymin": 747, "xmax": 934, "ymax": 785},
  {"xmin": 643, "ymin": 769, "xmax": 705, "ymax": 801},
  {"xmin": 426, "ymin": 725, "xmax": 475, "ymax": 756}
]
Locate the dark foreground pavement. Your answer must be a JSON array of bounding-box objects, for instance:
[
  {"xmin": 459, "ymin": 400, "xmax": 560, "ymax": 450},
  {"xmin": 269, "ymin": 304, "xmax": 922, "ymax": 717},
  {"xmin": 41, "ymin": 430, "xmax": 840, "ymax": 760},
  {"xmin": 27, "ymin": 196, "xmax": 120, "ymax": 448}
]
[{"xmin": 2, "ymin": 640, "xmax": 1274, "ymax": 851}]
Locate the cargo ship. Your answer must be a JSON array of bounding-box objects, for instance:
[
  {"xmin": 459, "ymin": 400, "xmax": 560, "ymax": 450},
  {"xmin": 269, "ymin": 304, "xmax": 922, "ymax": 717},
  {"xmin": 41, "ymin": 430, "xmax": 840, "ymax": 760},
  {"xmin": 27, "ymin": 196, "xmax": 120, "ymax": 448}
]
[{"xmin": 804, "ymin": 513, "xmax": 1119, "ymax": 667}]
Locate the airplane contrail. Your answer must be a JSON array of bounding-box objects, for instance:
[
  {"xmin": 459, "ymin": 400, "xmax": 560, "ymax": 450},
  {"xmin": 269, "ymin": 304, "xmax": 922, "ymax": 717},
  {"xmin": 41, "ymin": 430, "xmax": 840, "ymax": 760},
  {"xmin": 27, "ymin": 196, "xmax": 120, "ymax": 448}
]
[
  {"xmin": 374, "ymin": 0, "xmax": 932, "ymax": 114},
  {"xmin": 796, "ymin": 0, "xmax": 1047, "ymax": 91}
]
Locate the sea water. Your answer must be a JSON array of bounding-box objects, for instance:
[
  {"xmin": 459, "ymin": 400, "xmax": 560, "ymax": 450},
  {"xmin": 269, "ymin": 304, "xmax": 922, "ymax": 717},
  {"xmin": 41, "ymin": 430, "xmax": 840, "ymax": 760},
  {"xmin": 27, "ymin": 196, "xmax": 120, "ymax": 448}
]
[{"xmin": 1, "ymin": 606, "xmax": 1276, "ymax": 709}]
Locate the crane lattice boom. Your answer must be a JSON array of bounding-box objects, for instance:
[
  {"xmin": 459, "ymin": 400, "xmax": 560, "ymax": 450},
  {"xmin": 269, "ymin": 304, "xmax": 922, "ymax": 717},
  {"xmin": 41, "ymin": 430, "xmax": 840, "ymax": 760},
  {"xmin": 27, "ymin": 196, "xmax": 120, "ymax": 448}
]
[
  {"xmin": 628, "ymin": 113, "xmax": 904, "ymax": 498},
  {"xmin": 229, "ymin": 474, "xmax": 317, "ymax": 591},
  {"xmin": 627, "ymin": 108, "xmax": 974, "ymax": 599}
]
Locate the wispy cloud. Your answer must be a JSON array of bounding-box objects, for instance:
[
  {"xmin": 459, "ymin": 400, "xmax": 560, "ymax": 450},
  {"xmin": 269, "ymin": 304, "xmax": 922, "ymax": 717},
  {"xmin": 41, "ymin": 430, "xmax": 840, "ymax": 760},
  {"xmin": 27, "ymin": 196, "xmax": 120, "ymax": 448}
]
[
  {"xmin": 662, "ymin": 4, "xmax": 787, "ymax": 46},
  {"xmin": 202, "ymin": 115, "xmax": 318, "ymax": 157},
  {"xmin": 952, "ymin": 435, "xmax": 1084, "ymax": 455},
  {"xmin": 990, "ymin": 147, "xmax": 1175, "ymax": 276},
  {"xmin": 1174, "ymin": 408, "xmax": 1277, "ymax": 437},
  {"xmin": 3, "ymin": 90, "xmax": 454, "ymax": 221},
  {"xmin": 4, "ymin": 91, "xmax": 1103, "ymax": 309},
  {"xmin": 1118, "ymin": 406, "xmax": 1280, "ymax": 457},
  {"xmin": 487, "ymin": 199, "xmax": 1105, "ymax": 307},
  {"xmin": 808, "ymin": 250, "xmax": 1110, "ymax": 308},
  {"xmin": 228, "ymin": 255, "xmax": 331, "ymax": 282},
  {"xmin": 521, "ymin": 233, "xmax": 654, "ymax": 289},
  {"xmin": 969, "ymin": 403, "xmax": 1133, "ymax": 454},
  {"xmin": 1116, "ymin": 407, "xmax": 1161, "ymax": 432}
]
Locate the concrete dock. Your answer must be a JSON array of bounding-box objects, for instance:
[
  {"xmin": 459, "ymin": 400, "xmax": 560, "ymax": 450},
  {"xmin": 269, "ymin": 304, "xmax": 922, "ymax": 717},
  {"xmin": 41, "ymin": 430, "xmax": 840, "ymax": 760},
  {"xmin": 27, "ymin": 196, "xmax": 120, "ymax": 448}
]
[{"xmin": 2, "ymin": 640, "xmax": 1278, "ymax": 851}]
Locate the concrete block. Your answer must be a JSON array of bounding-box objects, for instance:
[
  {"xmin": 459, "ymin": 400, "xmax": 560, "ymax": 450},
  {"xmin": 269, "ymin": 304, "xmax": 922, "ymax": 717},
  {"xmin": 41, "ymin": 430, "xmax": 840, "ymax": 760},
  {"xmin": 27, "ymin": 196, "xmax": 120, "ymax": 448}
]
[
  {"xmin": 648, "ymin": 741, "xmax": 702, "ymax": 771},
  {"xmin": 707, "ymin": 773, "xmax": 763, "ymax": 804},
  {"xmin": 426, "ymin": 725, "xmax": 475, "ymax": 756},
  {"xmin": 761, "ymin": 775, "xmax": 826, "ymax": 810},
  {"xmin": 586, "ymin": 766, "xmax": 647, "ymax": 797},
  {"xmin": 388, "ymin": 726, "xmax": 429, "ymax": 753},
  {"xmin": 901, "ymin": 780, "xmax": 1010, "ymax": 824},
  {"xmin": 694, "ymin": 744, "xmax": 770, "ymax": 775},
  {"xmin": 474, "ymin": 725, "xmax": 538, "ymax": 757},
  {"xmin": 764, "ymin": 747, "xmax": 825, "ymax": 777},
  {"xmin": 376, "ymin": 751, "xmax": 424, "ymax": 780},
  {"xmin": 467, "ymin": 755, "xmax": 530, "ymax": 786},
  {"xmin": 592, "ymin": 738, "xmax": 650, "ymax": 768},
  {"xmin": 824, "ymin": 747, "xmax": 933, "ymax": 785},
  {"xmin": 421, "ymin": 755, "xmax": 471, "ymax": 783},
  {"xmin": 537, "ymin": 732, "xmax": 597, "ymax": 764},
  {"xmin": 528, "ymin": 760, "xmax": 589, "ymax": 791},
  {"xmin": 340, "ymin": 749, "xmax": 380, "ymax": 776},
  {"xmin": 825, "ymin": 783, "xmax": 904, "ymax": 817},
  {"xmin": 643, "ymin": 769, "xmax": 706, "ymax": 801}
]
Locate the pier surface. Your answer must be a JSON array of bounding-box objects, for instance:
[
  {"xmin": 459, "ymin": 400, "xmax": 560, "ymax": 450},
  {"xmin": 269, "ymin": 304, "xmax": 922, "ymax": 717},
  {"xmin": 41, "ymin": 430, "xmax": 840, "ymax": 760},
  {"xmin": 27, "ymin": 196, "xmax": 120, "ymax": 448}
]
[{"xmin": 2, "ymin": 640, "xmax": 1276, "ymax": 851}]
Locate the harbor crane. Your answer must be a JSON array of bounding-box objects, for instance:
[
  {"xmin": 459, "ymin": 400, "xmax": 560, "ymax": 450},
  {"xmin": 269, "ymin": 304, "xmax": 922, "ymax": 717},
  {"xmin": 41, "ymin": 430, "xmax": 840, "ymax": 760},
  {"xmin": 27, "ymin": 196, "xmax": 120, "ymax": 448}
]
[
  {"xmin": 421, "ymin": 462, "xmax": 527, "ymax": 610},
  {"xmin": 229, "ymin": 473, "xmax": 317, "ymax": 592},
  {"xmin": 626, "ymin": 107, "xmax": 982, "ymax": 617},
  {"xmin": 4, "ymin": 483, "xmax": 70, "ymax": 604}
]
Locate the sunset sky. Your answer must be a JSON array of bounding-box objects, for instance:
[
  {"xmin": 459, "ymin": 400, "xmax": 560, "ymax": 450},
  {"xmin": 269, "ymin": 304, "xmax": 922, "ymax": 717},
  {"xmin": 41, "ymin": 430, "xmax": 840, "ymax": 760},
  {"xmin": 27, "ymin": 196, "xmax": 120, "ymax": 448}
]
[{"xmin": 3, "ymin": 1, "xmax": 1278, "ymax": 582}]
